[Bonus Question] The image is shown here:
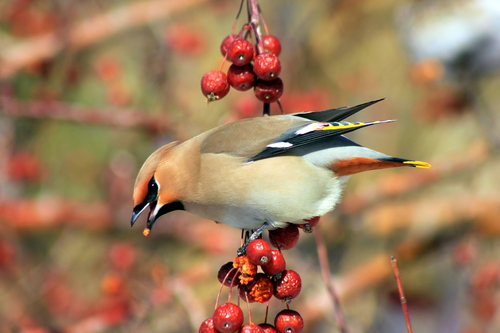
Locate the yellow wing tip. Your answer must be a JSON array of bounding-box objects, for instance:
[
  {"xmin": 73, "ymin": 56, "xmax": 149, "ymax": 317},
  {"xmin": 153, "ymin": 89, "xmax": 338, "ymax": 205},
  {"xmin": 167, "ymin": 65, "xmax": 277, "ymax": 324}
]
[{"xmin": 404, "ymin": 160, "xmax": 432, "ymax": 168}]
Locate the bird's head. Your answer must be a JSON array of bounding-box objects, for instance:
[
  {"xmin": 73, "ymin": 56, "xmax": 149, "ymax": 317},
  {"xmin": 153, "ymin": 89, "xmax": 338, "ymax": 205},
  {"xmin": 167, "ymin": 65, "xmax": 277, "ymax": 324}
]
[{"xmin": 131, "ymin": 141, "xmax": 185, "ymax": 235}]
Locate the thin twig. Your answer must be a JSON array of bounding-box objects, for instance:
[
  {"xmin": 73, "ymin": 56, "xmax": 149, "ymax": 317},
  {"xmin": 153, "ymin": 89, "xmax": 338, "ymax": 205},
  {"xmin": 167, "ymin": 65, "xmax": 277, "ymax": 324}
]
[
  {"xmin": 314, "ymin": 226, "xmax": 350, "ymax": 333},
  {"xmin": 0, "ymin": 95, "xmax": 173, "ymax": 134},
  {"xmin": 391, "ymin": 256, "xmax": 413, "ymax": 333}
]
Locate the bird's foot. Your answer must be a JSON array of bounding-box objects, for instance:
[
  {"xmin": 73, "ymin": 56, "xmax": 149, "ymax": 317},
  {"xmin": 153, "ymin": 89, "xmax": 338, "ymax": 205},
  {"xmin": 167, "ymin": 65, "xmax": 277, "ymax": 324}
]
[{"xmin": 237, "ymin": 220, "xmax": 270, "ymax": 256}]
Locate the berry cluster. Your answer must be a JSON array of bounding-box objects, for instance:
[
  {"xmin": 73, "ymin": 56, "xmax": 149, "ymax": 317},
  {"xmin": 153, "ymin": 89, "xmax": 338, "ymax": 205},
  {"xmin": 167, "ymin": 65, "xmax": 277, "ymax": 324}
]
[
  {"xmin": 200, "ymin": 19, "xmax": 284, "ymax": 105},
  {"xmin": 200, "ymin": 217, "xmax": 321, "ymax": 333}
]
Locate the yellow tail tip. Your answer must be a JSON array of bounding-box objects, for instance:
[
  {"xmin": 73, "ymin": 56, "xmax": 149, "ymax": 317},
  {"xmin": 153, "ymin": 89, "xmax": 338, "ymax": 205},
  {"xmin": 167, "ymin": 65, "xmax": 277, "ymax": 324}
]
[{"xmin": 404, "ymin": 160, "xmax": 431, "ymax": 168}]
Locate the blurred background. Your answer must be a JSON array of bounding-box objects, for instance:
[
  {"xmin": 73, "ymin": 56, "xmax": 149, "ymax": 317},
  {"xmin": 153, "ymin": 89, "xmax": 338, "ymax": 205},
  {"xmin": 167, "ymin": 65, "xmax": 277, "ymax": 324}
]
[{"xmin": 0, "ymin": 0, "xmax": 499, "ymax": 332}]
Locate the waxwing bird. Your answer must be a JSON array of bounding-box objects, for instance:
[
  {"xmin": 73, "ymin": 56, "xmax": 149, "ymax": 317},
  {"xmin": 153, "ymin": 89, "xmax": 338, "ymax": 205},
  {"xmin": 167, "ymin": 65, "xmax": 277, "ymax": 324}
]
[{"xmin": 131, "ymin": 99, "xmax": 431, "ymax": 236}]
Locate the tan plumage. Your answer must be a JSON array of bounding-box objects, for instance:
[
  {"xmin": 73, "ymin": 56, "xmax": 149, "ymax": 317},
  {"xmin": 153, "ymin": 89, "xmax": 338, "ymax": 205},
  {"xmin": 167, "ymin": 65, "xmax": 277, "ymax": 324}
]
[{"xmin": 131, "ymin": 100, "xmax": 431, "ymax": 234}]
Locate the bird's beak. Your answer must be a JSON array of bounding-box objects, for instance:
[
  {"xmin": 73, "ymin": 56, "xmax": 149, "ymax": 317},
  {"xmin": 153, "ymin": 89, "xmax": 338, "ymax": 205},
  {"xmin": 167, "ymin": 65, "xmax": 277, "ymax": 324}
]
[
  {"xmin": 131, "ymin": 200, "xmax": 156, "ymax": 227},
  {"xmin": 131, "ymin": 200, "xmax": 185, "ymax": 236}
]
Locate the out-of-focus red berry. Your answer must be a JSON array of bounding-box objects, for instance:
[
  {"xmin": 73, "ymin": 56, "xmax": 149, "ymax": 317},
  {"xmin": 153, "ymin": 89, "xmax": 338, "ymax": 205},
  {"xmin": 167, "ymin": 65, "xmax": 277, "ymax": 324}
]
[
  {"xmin": 262, "ymin": 249, "xmax": 286, "ymax": 276},
  {"xmin": 199, "ymin": 317, "xmax": 218, "ymax": 333},
  {"xmin": 218, "ymin": 261, "xmax": 241, "ymax": 287},
  {"xmin": 213, "ymin": 302, "xmax": 244, "ymax": 333},
  {"xmin": 221, "ymin": 34, "xmax": 238, "ymax": 57},
  {"xmin": 165, "ymin": 24, "xmax": 205, "ymax": 56},
  {"xmin": 254, "ymin": 78, "xmax": 283, "ymax": 103},
  {"xmin": 253, "ymin": 52, "xmax": 281, "ymax": 81},
  {"xmin": 273, "ymin": 270, "xmax": 302, "ymax": 302},
  {"xmin": 227, "ymin": 38, "xmax": 254, "ymax": 66},
  {"xmin": 101, "ymin": 273, "xmax": 126, "ymax": 296},
  {"xmin": 263, "ymin": 35, "xmax": 282, "ymax": 56},
  {"xmin": 246, "ymin": 239, "xmax": 272, "ymax": 266},
  {"xmin": 201, "ymin": 70, "xmax": 230, "ymax": 102},
  {"xmin": 239, "ymin": 324, "xmax": 265, "ymax": 333},
  {"xmin": 269, "ymin": 224, "xmax": 299, "ymax": 250},
  {"xmin": 274, "ymin": 309, "xmax": 304, "ymax": 333},
  {"xmin": 7, "ymin": 152, "xmax": 45, "ymax": 182},
  {"xmin": 227, "ymin": 64, "xmax": 256, "ymax": 91},
  {"xmin": 108, "ymin": 242, "xmax": 137, "ymax": 271},
  {"xmin": 0, "ymin": 240, "xmax": 16, "ymax": 270},
  {"xmin": 259, "ymin": 323, "xmax": 278, "ymax": 333}
]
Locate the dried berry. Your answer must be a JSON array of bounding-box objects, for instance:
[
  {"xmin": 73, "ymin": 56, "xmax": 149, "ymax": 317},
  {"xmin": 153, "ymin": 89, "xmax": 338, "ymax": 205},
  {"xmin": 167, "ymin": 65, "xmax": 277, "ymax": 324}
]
[
  {"xmin": 218, "ymin": 261, "xmax": 241, "ymax": 287},
  {"xmin": 269, "ymin": 224, "xmax": 299, "ymax": 250},
  {"xmin": 239, "ymin": 324, "xmax": 265, "ymax": 333},
  {"xmin": 248, "ymin": 273, "xmax": 273, "ymax": 303},
  {"xmin": 227, "ymin": 64, "xmax": 256, "ymax": 91},
  {"xmin": 263, "ymin": 35, "xmax": 282, "ymax": 56},
  {"xmin": 233, "ymin": 255, "xmax": 257, "ymax": 285},
  {"xmin": 213, "ymin": 302, "xmax": 244, "ymax": 333},
  {"xmin": 253, "ymin": 52, "xmax": 281, "ymax": 81},
  {"xmin": 274, "ymin": 309, "xmax": 304, "ymax": 333},
  {"xmin": 254, "ymin": 78, "xmax": 283, "ymax": 104},
  {"xmin": 221, "ymin": 34, "xmax": 238, "ymax": 57},
  {"xmin": 201, "ymin": 70, "xmax": 230, "ymax": 102},
  {"xmin": 227, "ymin": 38, "xmax": 254, "ymax": 66},
  {"xmin": 199, "ymin": 317, "xmax": 217, "ymax": 333},
  {"xmin": 262, "ymin": 249, "xmax": 286, "ymax": 276},
  {"xmin": 273, "ymin": 270, "xmax": 302, "ymax": 302},
  {"xmin": 246, "ymin": 239, "xmax": 272, "ymax": 266},
  {"xmin": 258, "ymin": 323, "xmax": 278, "ymax": 333}
]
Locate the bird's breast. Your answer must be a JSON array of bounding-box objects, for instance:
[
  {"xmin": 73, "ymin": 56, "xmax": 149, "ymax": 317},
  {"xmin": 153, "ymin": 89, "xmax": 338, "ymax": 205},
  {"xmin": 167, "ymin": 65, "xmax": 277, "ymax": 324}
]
[{"xmin": 182, "ymin": 154, "xmax": 344, "ymax": 230}]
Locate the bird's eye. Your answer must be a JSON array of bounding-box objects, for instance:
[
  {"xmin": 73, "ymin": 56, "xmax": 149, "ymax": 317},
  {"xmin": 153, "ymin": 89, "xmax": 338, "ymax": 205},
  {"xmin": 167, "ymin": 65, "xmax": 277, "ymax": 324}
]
[{"xmin": 145, "ymin": 177, "xmax": 159, "ymax": 202}]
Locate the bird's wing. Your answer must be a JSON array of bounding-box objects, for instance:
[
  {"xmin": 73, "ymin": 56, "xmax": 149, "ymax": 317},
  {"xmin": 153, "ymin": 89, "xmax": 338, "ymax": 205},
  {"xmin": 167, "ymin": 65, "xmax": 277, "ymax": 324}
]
[
  {"xmin": 199, "ymin": 116, "xmax": 308, "ymax": 159},
  {"xmin": 200, "ymin": 100, "xmax": 388, "ymax": 160},
  {"xmin": 248, "ymin": 119, "xmax": 394, "ymax": 161},
  {"xmin": 291, "ymin": 98, "xmax": 385, "ymax": 122}
]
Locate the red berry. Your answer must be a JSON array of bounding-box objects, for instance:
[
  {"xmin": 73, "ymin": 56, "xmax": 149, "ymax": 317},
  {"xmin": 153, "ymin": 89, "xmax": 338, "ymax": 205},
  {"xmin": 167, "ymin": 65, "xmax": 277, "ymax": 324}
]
[
  {"xmin": 213, "ymin": 303, "xmax": 244, "ymax": 333},
  {"xmin": 298, "ymin": 216, "xmax": 320, "ymax": 233},
  {"xmin": 258, "ymin": 323, "xmax": 278, "ymax": 333},
  {"xmin": 253, "ymin": 52, "xmax": 281, "ymax": 81},
  {"xmin": 254, "ymin": 78, "xmax": 283, "ymax": 103},
  {"xmin": 273, "ymin": 270, "xmax": 302, "ymax": 302},
  {"xmin": 239, "ymin": 324, "xmax": 265, "ymax": 333},
  {"xmin": 201, "ymin": 70, "xmax": 230, "ymax": 102},
  {"xmin": 227, "ymin": 38, "xmax": 254, "ymax": 66},
  {"xmin": 227, "ymin": 64, "xmax": 256, "ymax": 91},
  {"xmin": 199, "ymin": 317, "xmax": 217, "ymax": 333},
  {"xmin": 268, "ymin": 224, "xmax": 299, "ymax": 250},
  {"xmin": 221, "ymin": 34, "xmax": 238, "ymax": 57},
  {"xmin": 218, "ymin": 261, "xmax": 240, "ymax": 287},
  {"xmin": 263, "ymin": 35, "xmax": 282, "ymax": 56},
  {"xmin": 246, "ymin": 239, "xmax": 272, "ymax": 266},
  {"xmin": 238, "ymin": 284, "xmax": 256, "ymax": 303},
  {"xmin": 274, "ymin": 309, "xmax": 304, "ymax": 333},
  {"xmin": 262, "ymin": 249, "xmax": 286, "ymax": 276}
]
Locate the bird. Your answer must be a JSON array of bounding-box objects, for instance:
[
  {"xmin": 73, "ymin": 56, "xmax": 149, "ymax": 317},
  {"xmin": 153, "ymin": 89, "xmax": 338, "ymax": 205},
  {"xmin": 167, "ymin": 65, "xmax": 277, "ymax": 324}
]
[{"xmin": 131, "ymin": 99, "xmax": 430, "ymax": 239}]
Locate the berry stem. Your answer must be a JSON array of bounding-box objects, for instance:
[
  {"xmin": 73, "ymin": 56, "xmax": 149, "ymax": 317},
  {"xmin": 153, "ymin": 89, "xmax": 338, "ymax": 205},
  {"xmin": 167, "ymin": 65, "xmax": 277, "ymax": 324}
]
[
  {"xmin": 264, "ymin": 302, "xmax": 270, "ymax": 323},
  {"xmin": 243, "ymin": 289, "xmax": 253, "ymax": 324},
  {"xmin": 263, "ymin": 102, "xmax": 270, "ymax": 116},
  {"xmin": 314, "ymin": 226, "xmax": 350, "ymax": 333},
  {"xmin": 248, "ymin": 0, "xmax": 264, "ymax": 55},
  {"xmin": 391, "ymin": 256, "xmax": 414, "ymax": 333}
]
